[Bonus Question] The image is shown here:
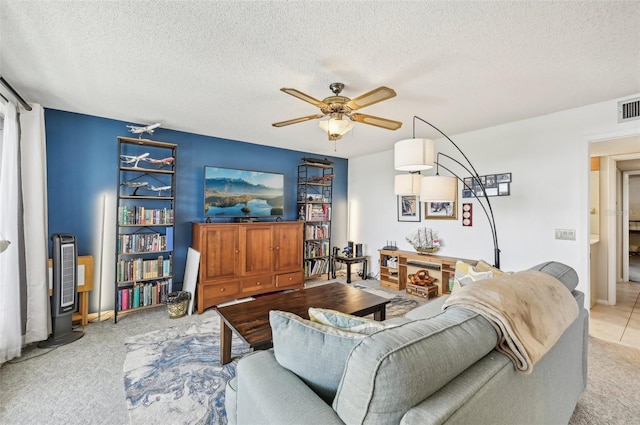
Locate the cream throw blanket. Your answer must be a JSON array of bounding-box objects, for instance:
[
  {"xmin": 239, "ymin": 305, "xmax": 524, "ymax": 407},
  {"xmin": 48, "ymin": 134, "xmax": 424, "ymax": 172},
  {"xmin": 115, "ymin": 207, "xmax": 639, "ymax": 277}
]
[{"xmin": 443, "ymin": 270, "xmax": 579, "ymax": 374}]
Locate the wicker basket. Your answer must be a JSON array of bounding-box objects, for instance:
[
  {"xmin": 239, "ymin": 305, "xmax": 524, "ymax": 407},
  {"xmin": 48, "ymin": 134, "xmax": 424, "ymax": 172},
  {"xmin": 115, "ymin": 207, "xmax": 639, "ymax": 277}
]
[{"xmin": 166, "ymin": 291, "xmax": 191, "ymax": 319}]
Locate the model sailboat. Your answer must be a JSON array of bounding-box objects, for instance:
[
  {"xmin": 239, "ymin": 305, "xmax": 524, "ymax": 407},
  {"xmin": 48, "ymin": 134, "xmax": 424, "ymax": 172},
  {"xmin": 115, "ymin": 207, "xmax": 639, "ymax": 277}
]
[{"xmin": 406, "ymin": 227, "xmax": 440, "ymax": 254}]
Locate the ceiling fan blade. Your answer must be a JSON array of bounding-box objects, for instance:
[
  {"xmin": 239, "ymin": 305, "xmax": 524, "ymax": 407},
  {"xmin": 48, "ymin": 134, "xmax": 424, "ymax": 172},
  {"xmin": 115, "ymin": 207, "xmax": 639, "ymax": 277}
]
[
  {"xmin": 346, "ymin": 86, "xmax": 397, "ymax": 110},
  {"xmin": 350, "ymin": 113, "xmax": 403, "ymax": 130},
  {"xmin": 272, "ymin": 113, "xmax": 325, "ymax": 127},
  {"xmin": 281, "ymin": 88, "xmax": 328, "ymax": 108}
]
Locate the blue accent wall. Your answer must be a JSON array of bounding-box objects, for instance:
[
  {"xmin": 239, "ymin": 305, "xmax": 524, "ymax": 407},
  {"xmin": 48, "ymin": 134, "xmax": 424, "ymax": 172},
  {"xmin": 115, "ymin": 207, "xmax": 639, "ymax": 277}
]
[{"xmin": 45, "ymin": 109, "xmax": 348, "ymax": 289}]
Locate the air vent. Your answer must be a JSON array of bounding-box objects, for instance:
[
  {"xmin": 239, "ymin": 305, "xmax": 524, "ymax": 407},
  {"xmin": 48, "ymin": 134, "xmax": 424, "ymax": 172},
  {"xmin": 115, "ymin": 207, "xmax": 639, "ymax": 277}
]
[{"xmin": 618, "ymin": 98, "xmax": 640, "ymax": 123}]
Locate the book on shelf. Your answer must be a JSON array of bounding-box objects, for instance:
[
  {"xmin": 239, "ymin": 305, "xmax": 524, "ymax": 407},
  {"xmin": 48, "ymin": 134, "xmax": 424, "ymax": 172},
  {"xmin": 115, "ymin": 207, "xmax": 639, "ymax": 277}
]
[
  {"xmin": 116, "ymin": 255, "xmax": 171, "ymax": 283},
  {"xmin": 304, "ymin": 240, "xmax": 330, "ymax": 258},
  {"xmin": 117, "ymin": 279, "xmax": 171, "ymax": 311},
  {"xmin": 304, "ymin": 258, "xmax": 329, "ymax": 276},
  {"xmin": 118, "ymin": 206, "xmax": 174, "ymax": 225},
  {"xmin": 166, "ymin": 227, "xmax": 174, "ymax": 251},
  {"xmin": 305, "ymin": 223, "xmax": 329, "ymax": 240},
  {"xmin": 299, "ymin": 204, "xmax": 331, "ymax": 222},
  {"xmin": 117, "ymin": 233, "xmax": 169, "ymax": 254}
]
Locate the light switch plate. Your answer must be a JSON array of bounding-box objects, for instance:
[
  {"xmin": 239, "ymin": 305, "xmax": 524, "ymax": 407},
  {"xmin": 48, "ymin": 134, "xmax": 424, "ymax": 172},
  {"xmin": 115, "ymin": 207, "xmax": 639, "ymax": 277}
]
[{"xmin": 555, "ymin": 229, "xmax": 576, "ymax": 240}]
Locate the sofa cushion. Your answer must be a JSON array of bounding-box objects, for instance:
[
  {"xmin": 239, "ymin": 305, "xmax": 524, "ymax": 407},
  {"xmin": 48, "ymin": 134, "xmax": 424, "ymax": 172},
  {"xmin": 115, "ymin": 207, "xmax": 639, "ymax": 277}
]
[
  {"xmin": 332, "ymin": 307, "xmax": 498, "ymax": 424},
  {"xmin": 308, "ymin": 307, "xmax": 389, "ymax": 334},
  {"xmin": 404, "ymin": 293, "xmax": 449, "ymax": 320},
  {"xmin": 529, "ymin": 261, "xmax": 579, "ymax": 291},
  {"xmin": 269, "ymin": 310, "xmax": 366, "ymax": 404},
  {"xmin": 476, "ymin": 259, "xmax": 507, "ymax": 276},
  {"xmin": 224, "ymin": 377, "xmax": 238, "ymax": 425},
  {"xmin": 453, "ymin": 260, "xmax": 494, "ymax": 290}
]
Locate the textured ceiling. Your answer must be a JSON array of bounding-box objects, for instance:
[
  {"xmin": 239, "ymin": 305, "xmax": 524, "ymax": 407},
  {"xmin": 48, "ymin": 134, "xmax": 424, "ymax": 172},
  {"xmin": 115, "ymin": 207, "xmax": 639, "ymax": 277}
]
[{"xmin": 1, "ymin": 1, "xmax": 639, "ymax": 159}]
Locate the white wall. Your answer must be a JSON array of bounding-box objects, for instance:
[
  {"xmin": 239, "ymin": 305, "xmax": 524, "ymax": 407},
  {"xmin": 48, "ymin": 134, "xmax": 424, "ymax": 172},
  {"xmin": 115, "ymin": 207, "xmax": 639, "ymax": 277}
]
[{"xmin": 349, "ymin": 94, "xmax": 640, "ymax": 307}]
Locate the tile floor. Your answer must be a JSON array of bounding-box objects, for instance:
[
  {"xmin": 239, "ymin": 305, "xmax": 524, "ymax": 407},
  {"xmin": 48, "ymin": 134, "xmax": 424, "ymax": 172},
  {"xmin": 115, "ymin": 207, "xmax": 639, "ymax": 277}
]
[{"xmin": 590, "ymin": 279, "xmax": 640, "ymax": 349}]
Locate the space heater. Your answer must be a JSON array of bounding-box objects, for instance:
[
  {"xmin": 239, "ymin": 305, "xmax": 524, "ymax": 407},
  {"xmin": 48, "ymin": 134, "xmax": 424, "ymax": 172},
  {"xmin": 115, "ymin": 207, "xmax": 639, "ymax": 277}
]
[{"xmin": 38, "ymin": 233, "xmax": 84, "ymax": 348}]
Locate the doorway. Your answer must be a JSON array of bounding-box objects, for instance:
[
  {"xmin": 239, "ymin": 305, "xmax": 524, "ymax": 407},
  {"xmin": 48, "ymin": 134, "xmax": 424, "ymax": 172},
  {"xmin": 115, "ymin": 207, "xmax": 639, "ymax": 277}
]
[{"xmin": 589, "ymin": 136, "xmax": 640, "ymax": 349}]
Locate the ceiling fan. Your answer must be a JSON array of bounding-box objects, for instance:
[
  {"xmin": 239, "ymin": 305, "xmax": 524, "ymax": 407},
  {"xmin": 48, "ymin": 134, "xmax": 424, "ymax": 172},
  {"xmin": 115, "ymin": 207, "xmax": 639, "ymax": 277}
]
[{"xmin": 272, "ymin": 82, "xmax": 402, "ymax": 139}]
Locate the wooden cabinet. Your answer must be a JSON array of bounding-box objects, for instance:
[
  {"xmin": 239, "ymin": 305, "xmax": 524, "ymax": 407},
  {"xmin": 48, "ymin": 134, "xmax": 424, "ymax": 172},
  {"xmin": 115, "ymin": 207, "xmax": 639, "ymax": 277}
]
[
  {"xmin": 198, "ymin": 224, "xmax": 240, "ymax": 281},
  {"xmin": 192, "ymin": 221, "xmax": 304, "ymax": 313},
  {"xmin": 379, "ymin": 249, "xmax": 476, "ymax": 296},
  {"xmin": 242, "ymin": 225, "xmax": 273, "ymax": 275},
  {"xmin": 274, "ymin": 223, "xmax": 304, "ymax": 271}
]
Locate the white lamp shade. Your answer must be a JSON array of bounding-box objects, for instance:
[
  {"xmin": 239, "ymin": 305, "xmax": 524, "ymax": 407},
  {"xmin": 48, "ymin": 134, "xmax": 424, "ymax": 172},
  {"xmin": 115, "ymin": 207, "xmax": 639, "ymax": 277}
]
[
  {"xmin": 394, "ymin": 138, "xmax": 435, "ymax": 171},
  {"xmin": 420, "ymin": 175, "xmax": 457, "ymax": 202},
  {"xmin": 394, "ymin": 174, "xmax": 422, "ymax": 195},
  {"xmin": 319, "ymin": 118, "xmax": 354, "ymax": 139}
]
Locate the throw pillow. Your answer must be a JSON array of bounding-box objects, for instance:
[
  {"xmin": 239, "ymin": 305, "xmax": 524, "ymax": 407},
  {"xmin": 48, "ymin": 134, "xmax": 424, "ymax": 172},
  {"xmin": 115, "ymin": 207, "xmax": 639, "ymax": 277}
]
[
  {"xmin": 475, "ymin": 259, "xmax": 506, "ymax": 276},
  {"xmin": 269, "ymin": 310, "xmax": 367, "ymax": 404},
  {"xmin": 452, "ymin": 260, "xmax": 494, "ymax": 291},
  {"xmin": 308, "ymin": 307, "xmax": 388, "ymax": 334}
]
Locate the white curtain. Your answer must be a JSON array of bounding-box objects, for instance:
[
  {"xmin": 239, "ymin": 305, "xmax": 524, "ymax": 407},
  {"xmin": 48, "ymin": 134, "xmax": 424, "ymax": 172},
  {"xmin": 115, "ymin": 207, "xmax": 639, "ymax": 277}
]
[
  {"xmin": 0, "ymin": 101, "xmax": 22, "ymax": 363},
  {"xmin": 20, "ymin": 104, "xmax": 50, "ymax": 344},
  {"xmin": 0, "ymin": 102, "xmax": 49, "ymax": 364}
]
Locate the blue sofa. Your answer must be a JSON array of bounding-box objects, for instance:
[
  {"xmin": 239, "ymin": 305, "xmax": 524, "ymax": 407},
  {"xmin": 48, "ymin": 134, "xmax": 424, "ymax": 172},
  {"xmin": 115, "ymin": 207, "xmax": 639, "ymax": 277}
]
[{"xmin": 226, "ymin": 262, "xmax": 588, "ymax": 425}]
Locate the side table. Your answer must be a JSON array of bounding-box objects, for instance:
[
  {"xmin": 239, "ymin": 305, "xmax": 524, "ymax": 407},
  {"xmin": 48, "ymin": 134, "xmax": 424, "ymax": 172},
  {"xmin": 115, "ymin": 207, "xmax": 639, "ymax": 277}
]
[{"xmin": 332, "ymin": 255, "xmax": 368, "ymax": 283}]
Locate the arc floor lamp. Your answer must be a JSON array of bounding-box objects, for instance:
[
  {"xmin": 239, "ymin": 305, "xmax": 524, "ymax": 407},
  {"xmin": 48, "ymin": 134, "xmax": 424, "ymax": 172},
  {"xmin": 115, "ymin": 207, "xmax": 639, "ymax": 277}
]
[{"xmin": 394, "ymin": 116, "xmax": 500, "ymax": 268}]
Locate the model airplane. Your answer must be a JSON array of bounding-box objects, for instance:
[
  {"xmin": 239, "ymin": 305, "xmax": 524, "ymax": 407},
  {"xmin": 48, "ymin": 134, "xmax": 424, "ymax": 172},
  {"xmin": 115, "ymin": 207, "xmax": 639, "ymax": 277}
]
[
  {"xmin": 127, "ymin": 122, "xmax": 161, "ymax": 138},
  {"xmin": 142, "ymin": 156, "xmax": 175, "ymax": 168},
  {"xmin": 120, "ymin": 153, "xmax": 150, "ymax": 168},
  {"xmin": 122, "ymin": 181, "xmax": 149, "ymax": 187},
  {"xmin": 121, "ymin": 180, "xmax": 149, "ymax": 195},
  {"xmin": 149, "ymin": 185, "xmax": 171, "ymax": 195}
]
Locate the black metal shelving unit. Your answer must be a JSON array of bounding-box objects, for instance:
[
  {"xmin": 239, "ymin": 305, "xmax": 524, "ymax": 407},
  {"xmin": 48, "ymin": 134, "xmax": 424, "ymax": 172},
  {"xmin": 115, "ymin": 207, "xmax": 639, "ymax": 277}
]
[
  {"xmin": 297, "ymin": 159, "xmax": 333, "ymax": 279},
  {"xmin": 114, "ymin": 137, "xmax": 177, "ymax": 322}
]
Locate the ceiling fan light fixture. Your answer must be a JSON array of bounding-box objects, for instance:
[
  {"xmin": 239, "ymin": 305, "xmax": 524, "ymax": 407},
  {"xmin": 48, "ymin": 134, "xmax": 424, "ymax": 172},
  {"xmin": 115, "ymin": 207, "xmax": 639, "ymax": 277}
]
[
  {"xmin": 273, "ymin": 83, "xmax": 401, "ymax": 133},
  {"xmin": 319, "ymin": 118, "xmax": 354, "ymax": 140}
]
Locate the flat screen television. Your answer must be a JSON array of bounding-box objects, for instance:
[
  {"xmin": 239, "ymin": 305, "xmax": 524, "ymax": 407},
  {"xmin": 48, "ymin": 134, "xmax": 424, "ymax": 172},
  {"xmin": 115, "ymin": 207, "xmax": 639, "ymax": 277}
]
[{"xmin": 204, "ymin": 166, "xmax": 284, "ymax": 219}]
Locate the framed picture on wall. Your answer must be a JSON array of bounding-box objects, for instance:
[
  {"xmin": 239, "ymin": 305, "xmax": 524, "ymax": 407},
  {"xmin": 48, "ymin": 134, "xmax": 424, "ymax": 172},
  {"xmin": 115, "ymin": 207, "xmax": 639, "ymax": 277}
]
[
  {"xmin": 425, "ymin": 201, "xmax": 458, "ymax": 220},
  {"xmin": 425, "ymin": 180, "xmax": 458, "ymax": 220},
  {"xmin": 397, "ymin": 195, "xmax": 421, "ymax": 222}
]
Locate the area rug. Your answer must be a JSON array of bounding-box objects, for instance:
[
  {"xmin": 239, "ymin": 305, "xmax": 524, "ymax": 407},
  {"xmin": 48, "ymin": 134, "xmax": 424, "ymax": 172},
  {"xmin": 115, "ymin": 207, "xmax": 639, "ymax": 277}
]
[
  {"xmin": 123, "ymin": 316, "xmax": 249, "ymax": 425},
  {"xmin": 122, "ymin": 290, "xmax": 423, "ymax": 425},
  {"xmin": 353, "ymin": 282, "xmax": 425, "ymax": 317}
]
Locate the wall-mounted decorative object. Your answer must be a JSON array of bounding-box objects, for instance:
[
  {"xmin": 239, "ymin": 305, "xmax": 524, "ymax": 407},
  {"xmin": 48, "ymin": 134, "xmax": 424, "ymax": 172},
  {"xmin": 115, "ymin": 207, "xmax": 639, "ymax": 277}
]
[
  {"xmin": 462, "ymin": 173, "xmax": 511, "ymax": 198},
  {"xmin": 397, "ymin": 195, "xmax": 421, "ymax": 222},
  {"xmin": 424, "ymin": 180, "xmax": 457, "ymax": 220},
  {"xmin": 425, "ymin": 201, "xmax": 457, "ymax": 220},
  {"xmin": 462, "ymin": 203, "xmax": 473, "ymax": 226}
]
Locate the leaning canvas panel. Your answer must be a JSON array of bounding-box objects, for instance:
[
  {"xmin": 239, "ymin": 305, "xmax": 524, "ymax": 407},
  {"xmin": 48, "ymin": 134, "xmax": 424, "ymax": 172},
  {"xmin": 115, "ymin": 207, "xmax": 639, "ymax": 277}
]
[{"xmin": 183, "ymin": 247, "xmax": 200, "ymax": 315}]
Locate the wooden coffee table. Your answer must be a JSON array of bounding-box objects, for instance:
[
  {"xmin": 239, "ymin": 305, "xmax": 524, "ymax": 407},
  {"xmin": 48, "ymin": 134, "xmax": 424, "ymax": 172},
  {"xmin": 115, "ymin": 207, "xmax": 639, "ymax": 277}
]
[{"xmin": 216, "ymin": 282, "xmax": 389, "ymax": 365}]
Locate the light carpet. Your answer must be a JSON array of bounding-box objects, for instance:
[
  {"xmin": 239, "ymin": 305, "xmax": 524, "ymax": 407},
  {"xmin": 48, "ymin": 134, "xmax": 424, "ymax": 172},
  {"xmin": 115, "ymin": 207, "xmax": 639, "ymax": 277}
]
[
  {"xmin": 569, "ymin": 336, "xmax": 640, "ymax": 424},
  {"xmin": 122, "ymin": 286, "xmax": 640, "ymax": 425},
  {"xmin": 123, "ymin": 286, "xmax": 420, "ymax": 425}
]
